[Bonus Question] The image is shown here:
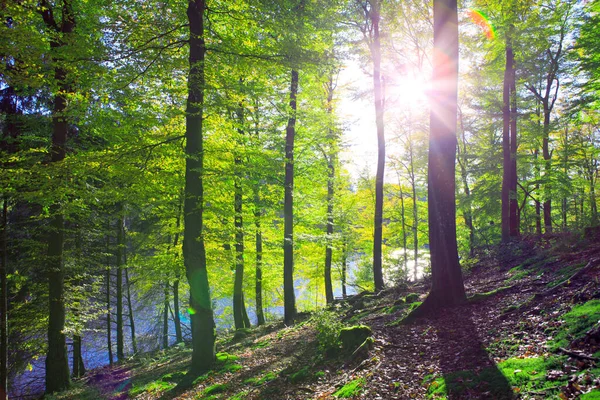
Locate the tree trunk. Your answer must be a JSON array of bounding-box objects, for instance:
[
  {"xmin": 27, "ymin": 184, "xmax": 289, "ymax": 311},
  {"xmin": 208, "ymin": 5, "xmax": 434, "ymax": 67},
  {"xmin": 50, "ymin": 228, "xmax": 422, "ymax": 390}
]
[
  {"xmin": 501, "ymin": 42, "xmax": 513, "ymax": 243},
  {"xmin": 341, "ymin": 240, "xmax": 347, "ymax": 298},
  {"xmin": 42, "ymin": 0, "xmax": 75, "ymax": 391},
  {"xmin": 173, "ymin": 279, "xmax": 183, "ymax": 343},
  {"xmin": 283, "ymin": 69, "xmax": 299, "ymax": 325},
  {"xmin": 418, "ymin": 0, "xmax": 466, "ymax": 312},
  {"xmin": 116, "ymin": 210, "xmax": 124, "ymax": 361},
  {"xmin": 185, "ymin": 0, "xmax": 215, "ymax": 374},
  {"xmin": 324, "ymin": 76, "xmax": 336, "ymax": 304},
  {"xmin": 233, "ymin": 107, "xmax": 249, "ymax": 330},
  {"xmin": 399, "ymin": 184, "xmax": 408, "ymax": 273},
  {"xmin": 124, "ymin": 267, "xmax": 137, "ymax": 354},
  {"xmin": 457, "ymin": 111, "xmax": 474, "ymax": 257},
  {"xmin": 410, "ymin": 169, "xmax": 418, "ymax": 281},
  {"xmin": 371, "ymin": 1, "xmax": 385, "ymax": 292},
  {"xmin": 509, "ymin": 51, "xmax": 519, "ymax": 238},
  {"xmin": 163, "ymin": 284, "xmax": 169, "ymax": 349},
  {"xmin": 542, "ymin": 106, "xmax": 552, "ymax": 233},
  {"xmin": 105, "ymin": 233, "xmax": 113, "ymax": 366},
  {"xmin": 254, "ymin": 195, "xmax": 265, "ymax": 326},
  {"xmin": 0, "ymin": 198, "xmax": 7, "ymax": 400},
  {"xmin": 72, "ymin": 335, "xmax": 85, "ymax": 378}
]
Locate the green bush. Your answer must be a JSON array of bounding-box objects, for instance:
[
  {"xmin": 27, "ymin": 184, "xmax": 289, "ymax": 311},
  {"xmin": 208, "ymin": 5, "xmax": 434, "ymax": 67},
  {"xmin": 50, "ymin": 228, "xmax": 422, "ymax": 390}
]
[{"xmin": 312, "ymin": 309, "xmax": 344, "ymax": 354}]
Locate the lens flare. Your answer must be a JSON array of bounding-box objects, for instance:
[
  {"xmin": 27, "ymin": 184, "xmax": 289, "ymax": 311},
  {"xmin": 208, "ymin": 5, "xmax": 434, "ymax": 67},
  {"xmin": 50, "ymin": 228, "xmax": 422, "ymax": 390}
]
[{"xmin": 468, "ymin": 9, "xmax": 495, "ymax": 40}]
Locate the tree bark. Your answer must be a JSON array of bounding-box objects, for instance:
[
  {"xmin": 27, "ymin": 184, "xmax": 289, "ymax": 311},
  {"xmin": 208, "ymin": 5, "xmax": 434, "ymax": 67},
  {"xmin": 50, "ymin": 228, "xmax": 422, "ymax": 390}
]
[
  {"xmin": 124, "ymin": 267, "xmax": 137, "ymax": 354},
  {"xmin": 105, "ymin": 233, "xmax": 113, "ymax": 366},
  {"xmin": 41, "ymin": 0, "xmax": 75, "ymax": 391},
  {"xmin": 324, "ymin": 77, "xmax": 335, "ymax": 304},
  {"xmin": 115, "ymin": 210, "xmax": 124, "ymax": 361},
  {"xmin": 417, "ymin": 0, "xmax": 465, "ymax": 312},
  {"xmin": 509, "ymin": 49, "xmax": 519, "ymax": 238},
  {"xmin": 370, "ymin": 0, "xmax": 385, "ymax": 292},
  {"xmin": 252, "ymin": 189, "xmax": 266, "ymax": 326},
  {"xmin": 501, "ymin": 42, "xmax": 513, "ymax": 243},
  {"xmin": 185, "ymin": 0, "xmax": 215, "ymax": 374},
  {"xmin": 0, "ymin": 198, "xmax": 7, "ymax": 400},
  {"xmin": 283, "ymin": 69, "xmax": 299, "ymax": 325},
  {"xmin": 72, "ymin": 335, "xmax": 85, "ymax": 378},
  {"xmin": 163, "ymin": 284, "xmax": 169, "ymax": 349}
]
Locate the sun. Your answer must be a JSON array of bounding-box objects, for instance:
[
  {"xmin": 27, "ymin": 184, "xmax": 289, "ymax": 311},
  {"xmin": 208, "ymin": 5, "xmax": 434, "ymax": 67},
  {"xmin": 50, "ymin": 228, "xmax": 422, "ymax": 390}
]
[{"xmin": 385, "ymin": 67, "xmax": 430, "ymax": 112}]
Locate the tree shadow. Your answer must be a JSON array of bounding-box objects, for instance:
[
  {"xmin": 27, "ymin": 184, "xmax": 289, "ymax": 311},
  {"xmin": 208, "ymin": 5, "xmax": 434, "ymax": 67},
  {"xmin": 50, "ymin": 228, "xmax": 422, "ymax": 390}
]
[{"xmin": 432, "ymin": 308, "xmax": 514, "ymax": 400}]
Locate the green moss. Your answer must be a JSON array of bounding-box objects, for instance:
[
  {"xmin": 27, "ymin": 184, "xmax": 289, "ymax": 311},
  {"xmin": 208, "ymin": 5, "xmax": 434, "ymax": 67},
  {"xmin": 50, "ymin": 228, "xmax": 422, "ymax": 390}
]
[
  {"xmin": 203, "ymin": 383, "xmax": 228, "ymax": 396},
  {"xmin": 161, "ymin": 371, "xmax": 186, "ymax": 382},
  {"xmin": 244, "ymin": 371, "xmax": 277, "ymax": 386},
  {"xmin": 405, "ymin": 293, "xmax": 420, "ymax": 303},
  {"xmin": 468, "ymin": 286, "xmax": 512, "ymax": 302},
  {"xmin": 252, "ymin": 339, "xmax": 271, "ymax": 349},
  {"xmin": 219, "ymin": 363, "xmax": 243, "ymax": 373},
  {"xmin": 581, "ymin": 390, "xmax": 600, "ymax": 399},
  {"xmin": 315, "ymin": 371, "xmax": 325, "ymax": 378},
  {"xmin": 216, "ymin": 352, "xmax": 239, "ymax": 362},
  {"xmin": 546, "ymin": 263, "xmax": 586, "ymax": 288},
  {"xmin": 129, "ymin": 380, "xmax": 176, "ymax": 396},
  {"xmin": 548, "ymin": 300, "xmax": 600, "ymax": 351},
  {"xmin": 334, "ymin": 378, "xmax": 365, "ymax": 398},
  {"xmin": 289, "ymin": 366, "xmax": 310, "ymax": 383},
  {"xmin": 424, "ymin": 356, "xmax": 566, "ymax": 399},
  {"xmin": 340, "ymin": 325, "xmax": 372, "ymax": 352},
  {"xmin": 227, "ymin": 391, "xmax": 248, "ymax": 400},
  {"xmin": 347, "ymin": 310, "xmax": 370, "ymax": 324}
]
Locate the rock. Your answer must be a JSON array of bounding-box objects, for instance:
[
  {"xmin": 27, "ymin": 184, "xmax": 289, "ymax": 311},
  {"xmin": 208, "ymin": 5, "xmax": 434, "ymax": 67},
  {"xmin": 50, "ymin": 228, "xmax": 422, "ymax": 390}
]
[{"xmin": 340, "ymin": 325, "xmax": 372, "ymax": 352}]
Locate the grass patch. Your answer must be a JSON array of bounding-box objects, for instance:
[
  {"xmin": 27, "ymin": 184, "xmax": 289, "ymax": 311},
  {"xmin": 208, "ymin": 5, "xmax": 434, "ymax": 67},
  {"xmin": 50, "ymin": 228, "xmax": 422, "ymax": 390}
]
[
  {"xmin": 227, "ymin": 391, "xmax": 249, "ymax": 400},
  {"xmin": 334, "ymin": 377, "xmax": 365, "ymax": 398},
  {"xmin": 582, "ymin": 389, "xmax": 600, "ymax": 399},
  {"xmin": 289, "ymin": 366, "xmax": 311, "ymax": 383},
  {"xmin": 424, "ymin": 356, "xmax": 566, "ymax": 399},
  {"xmin": 129, "ymin": 379, "xmax": 176, "ymax": 396},
  {"xmin": 244, "ymin": 371, "xmax": 277, "ymax": 386},
  {"xmin": 203, "ymin": 383, "xmax": 228, "ymax": 396},
  {"xmin": 548, "ymin": 300, "xmax": 600, "ymax": 351},
  {"xmin": 252, "ymin": 339, "xmax": 271, "ymax": 349},
  {"xmin": 546, "ymin": 263, "xmax": 586, "ymax": 288}
]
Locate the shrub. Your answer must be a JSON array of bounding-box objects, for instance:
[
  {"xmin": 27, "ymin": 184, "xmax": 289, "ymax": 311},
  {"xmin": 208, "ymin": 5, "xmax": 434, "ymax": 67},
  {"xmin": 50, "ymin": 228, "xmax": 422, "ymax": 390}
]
[{"xmin": 312, "ymin": 309, "xmax": 344, "ymax": 354}]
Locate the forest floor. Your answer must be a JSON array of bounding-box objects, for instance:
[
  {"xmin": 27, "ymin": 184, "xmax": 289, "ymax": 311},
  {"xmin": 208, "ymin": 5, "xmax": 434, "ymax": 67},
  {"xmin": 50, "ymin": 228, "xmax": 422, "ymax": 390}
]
[{"xmin": 51, "ymin": 234, "xmax": 600, "ymax": 400}]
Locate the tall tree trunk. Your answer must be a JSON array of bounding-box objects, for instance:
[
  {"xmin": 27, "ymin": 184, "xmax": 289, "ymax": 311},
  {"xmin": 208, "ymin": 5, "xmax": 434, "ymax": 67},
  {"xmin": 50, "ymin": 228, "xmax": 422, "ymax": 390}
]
[
  {"xmin": 457, "ymin": 111, "xmax": 474, "ymax": 257},
  {"xmin": 233, "ymin": 107, "xmax": 249, "ymax": 329},
  {"xmin": 416, "ymin": 0, "xmax": 465, "ymax": 313},
  {"xmin": 173, "ymin": 196, "xmax": 183, "ymax": 343},
  {"xmin": 42, "ymin": 0, "xmax": 75, "ymax": 391},
  {"xmin": 371, "ymin": 1, "xmax": 385, "ymax": 292},
  {"xmin": 410, "ymin": 169, "xmax": 418, "ymax": 281},
  {"xmin": 115, "ymin": 210, "xmax": 124, "ymax": 361},
  {"xmin": 185, "ymin": 0, "xmax": 215, "ymax": 374},
  {"xmin": 254, "ymin": 197, "xmax": 265, "ymax": 326},
  {"xmin": 163, "ymin": 284, "xmax": 169, "ymax": 349},
  {"xmin": 105, "ymin": 233, "xmax": 113, "ymax": 366},
  {"xmin": 0, "ymin": 198, "xmax": 7, "ymax": 400},
  {"xmin": 509, "ymin": 52, "xmax": 519, "ymax": 238},
  {"xmin": 542, "ymin": 106, "xmax": 552, "ymax": 233},
  {"xmin": 341, "ymin": 240, "xmax": 347, "ymax": 298},
  {"xmin": 399, "ymin": 184, "xmax": 408, "ymax": 273},
  {"xmin": 501, "ymin": 42, "xmax": 513, "ymax": 243},
  {"xmin": 124, "ymin": 267, "xmax": 137, "ymax": 354},
  {"xmin": 324, "ymin": 76, "xmax": 336, "ymax": 304},
  {"xmin": 534, "ymin": 149, "xmax": 542, "ymax": 234},
  {"xmin": 283, "ymin": 69, "xmax": 299, "ymax": 325}
]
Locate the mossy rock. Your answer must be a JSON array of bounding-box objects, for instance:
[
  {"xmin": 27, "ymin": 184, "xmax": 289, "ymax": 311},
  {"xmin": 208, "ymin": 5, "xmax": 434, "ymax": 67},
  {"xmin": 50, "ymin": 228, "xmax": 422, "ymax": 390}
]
[
  {"xmin": 405, "ymin": 293, "xmax": 420, "ymax": 303},
  {"xmin": 234, "ymin": 328, "xmax": 253, "ymax": 339},
  {"xmin": 393, "ymin": 298, "xmax": 406, "ymax": 306},
  {"xmin": 340, "ymin": 325, "xmax": 372, "ymax": 352}
]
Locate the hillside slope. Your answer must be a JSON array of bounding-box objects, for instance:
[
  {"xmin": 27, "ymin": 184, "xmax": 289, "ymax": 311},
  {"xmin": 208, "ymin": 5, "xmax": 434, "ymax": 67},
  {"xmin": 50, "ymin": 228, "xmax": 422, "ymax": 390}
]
[{"xmin": 50, "ymin": 235, "xmax": 600, "ymax": 400}]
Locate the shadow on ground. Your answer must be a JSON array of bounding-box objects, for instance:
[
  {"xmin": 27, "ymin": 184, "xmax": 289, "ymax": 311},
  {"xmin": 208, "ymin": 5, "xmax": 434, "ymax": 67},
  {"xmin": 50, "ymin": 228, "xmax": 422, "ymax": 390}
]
[{"xmin": 433, "ymin": 307, "xmax": 513, "ymax": 400}]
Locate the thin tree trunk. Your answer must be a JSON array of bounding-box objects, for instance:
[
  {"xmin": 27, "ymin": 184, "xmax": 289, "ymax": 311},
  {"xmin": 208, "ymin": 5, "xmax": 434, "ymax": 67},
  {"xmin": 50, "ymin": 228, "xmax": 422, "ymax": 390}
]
[
  {"xmin": 535, "ymin": 150, "xmax": 542, "ymax": 234},
  {"xmin": 72, "ymin": 335, "xmax": 85, "ymax": 378},
  {"xmin": 283, "ymin": 69, "xmax": 299, "ymax": 325},
  {"xmin": 105, "ymin": 233, "xmax": 113, "ymax": 366},
  {"xmin": 163, "ymin": 284, "xmax": 169, "ymax": 349},
  {"xmin": 410, "ymin": 169, "xmax": 418, "ymax": 281},
  {"xmin": 324, "ymin": 76, "xmax": 335, "ymax": 304},
  {"xmin": 124, "ymin": 267, "xmax": 137, "ymax": 354},
  {"xmin": 501, "ymin": 42, "xmax": 513, "ymax": 243},
  {"xmin": 116, "ymin": 209, "xmax": 124, "ymax": 361},
  {"xmin": 399, "ymin": 184, "xmax": 408, "ymax": 273},
  {"xmin": 341, "ymin": 240, "xmax": 347, "ymax": 298},
  {"xmin": 509, "ymin": 51, "xmax": 519, "ymax": 238},
  {"xmin": 417, "ymin": 0, "xmax": 465, "ymax": 312},
  {"xmin": 371, "ymin": 1, "xmax": 385, "ymax": 292},
  {"xmin": 254, "ymin": 197, "xmax": 265, "ymax": 326},
  {"xmin": 457, "ymin": 110, "xmax": 475, "ymax": 256},
  {"xmin": 0, "ymin": 198, "xmax": 7, "ymax": 400},
  {"xmin": 185, "ymin": 0, "xmax": 215, "ymax": 374},
  {"xmin": 173, "ymin": 195, "xmax": 183, "ymax": 343}
]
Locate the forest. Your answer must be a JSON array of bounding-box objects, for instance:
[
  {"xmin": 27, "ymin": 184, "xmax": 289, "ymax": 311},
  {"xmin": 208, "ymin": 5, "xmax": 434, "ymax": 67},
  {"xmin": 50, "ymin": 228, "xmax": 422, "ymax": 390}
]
[{"xmin": 2, "ymin": 0, "xmax": 600, "ymax": 399}]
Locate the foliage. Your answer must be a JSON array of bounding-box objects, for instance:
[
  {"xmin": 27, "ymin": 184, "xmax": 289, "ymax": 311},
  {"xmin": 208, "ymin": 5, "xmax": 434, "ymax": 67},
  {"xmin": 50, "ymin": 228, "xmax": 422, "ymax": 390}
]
[
  {"xmin": 333, "ymin": 377, "xmax": 365, "ymax": 398},
  {"xmin": 311, "ymin": 309, "xmax": 344, "ymax": 354}
]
